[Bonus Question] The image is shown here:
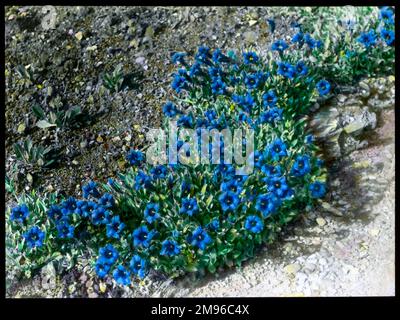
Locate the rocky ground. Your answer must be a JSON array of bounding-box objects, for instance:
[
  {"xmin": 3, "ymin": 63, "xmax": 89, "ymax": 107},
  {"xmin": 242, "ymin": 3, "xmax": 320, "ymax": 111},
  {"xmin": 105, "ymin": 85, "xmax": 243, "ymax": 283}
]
[{"xmin": 5, "ymin": 6, "xmax": 395, "ymax": 297}]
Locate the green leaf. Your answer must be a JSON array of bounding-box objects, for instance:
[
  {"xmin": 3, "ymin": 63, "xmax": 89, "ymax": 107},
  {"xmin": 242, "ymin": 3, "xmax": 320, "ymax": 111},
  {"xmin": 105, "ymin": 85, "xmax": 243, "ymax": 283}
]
[{"xmin": 36, "ymin": 120, "xmax": 56, "ymax": 129}]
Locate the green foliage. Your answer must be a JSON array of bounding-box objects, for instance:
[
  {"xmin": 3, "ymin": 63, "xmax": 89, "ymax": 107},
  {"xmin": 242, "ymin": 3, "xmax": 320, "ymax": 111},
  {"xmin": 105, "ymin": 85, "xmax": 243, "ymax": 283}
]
[
  {"xmin": 13, "ymin": 139, "xmax": 59, "ymax": 168},
  {"xmin": 102, "ymin": 64, "xmax": 125, "ymax": 93}
]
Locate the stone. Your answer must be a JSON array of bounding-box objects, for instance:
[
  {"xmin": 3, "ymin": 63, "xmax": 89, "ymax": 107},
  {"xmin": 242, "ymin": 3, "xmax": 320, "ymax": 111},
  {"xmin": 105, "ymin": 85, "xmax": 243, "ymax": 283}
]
[
  {"xmin": 74, "ymin": 31, "xmax": 83, "ymax": 41},
  {"xmin": 284, "ymin": 264, "xmax": 301, "ymax": 274},
  {"xmin": 316, "ymin": 218, "xmax": 326, "ymax": 227}
]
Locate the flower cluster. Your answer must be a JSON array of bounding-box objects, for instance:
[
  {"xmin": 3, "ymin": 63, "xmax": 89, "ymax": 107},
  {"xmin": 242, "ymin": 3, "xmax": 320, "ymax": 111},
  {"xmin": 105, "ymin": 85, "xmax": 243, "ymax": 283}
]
[{"xmin": 10, "ymin": 7, "xmax": 394, "ymax": 287}]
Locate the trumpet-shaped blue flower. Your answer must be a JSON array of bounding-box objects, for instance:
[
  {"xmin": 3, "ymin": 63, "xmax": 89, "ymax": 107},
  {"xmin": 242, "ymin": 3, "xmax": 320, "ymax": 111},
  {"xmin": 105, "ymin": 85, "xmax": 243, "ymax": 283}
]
[
  {"xmin": 277, "ymin": 62, "xmax": 296, "ymax": 79},
  {"xmin": 268, "ymin": 138, "xmax": 288, "ymax": 161},
  {"xmin": 132, "ymin": 225, "xmax": 156, "ymax": 247},
  {"xmin": 262, "ymin": 90, "xmax": 278, "ymax": 107},
  {"xmin": 113, "ymin": 265, "xmax": 131, "ymax": 286},
  {"xmin": 291, "ymin": 155, "xmax": 311, "ymax": 177},
  {"xmin": 309, "ymin": 181, "xmax": 327, "ymax": 198},
  {"xmin": 23, "ymin": 226, "xmax": 45, "ymax": 249},
  {"xmin": 267, "ymin": 176, "xmax": 293, "ymax": 199},
  {"xmin": 211, "ymin": 77, "xmax": 226, "ymax": 95},
  {"xmin": 316, "ymin": 79, "xmax": 331, "ymax": 96},
  {"xmin": 130, "ymin": 255, "xmax": 148, "ymax": 279},
  {"xmin": 99, "ymin": 193, "xmax": 115, "ymax": 208},
  {"xmin": 61, "ymin": 197, "xmax": 78, "ymax": 215},
  {"xmin": 47, "ymin": 204, "xmax": 65, "ymax": 222},
  {"xmin": 256, "ymin": 193, "xmax": 281, "ymax": 217},
  {"xmin": 57, "ymin": 220, "xmax": 75, "ymax": 239},
  {"xmin": 245, "ymin": 215, "xmax": 264, "ymax": 233},
  {"xmin": 10, "ymin": 204, "xmax": 29, "ymax": 223},
  {"xmin": 95, "ymin": 257, "xmax": 111, "ymax": 278},
  {"xmin": 91, "ymin": 206, "xmax": 111, "ymax": 225},
  {"xmin": 295, "ymin": 61, "xmax": 308, "ymax": 76},
  {"xmin": 381, "ymin": 29, "xmax": 395, "ymax": 46},
  {"xmin": 243, "ymin": 51, "xmax": 259, "ymax": 64},
  {"xmin": 357, "ymin": 30, "xmax": 376, "ymax": 48},
  {"xmin": 189, "ymin": 226, "xmax": 212, "ymax": 250},
  {"xmin": 180, "ymin": 197, "xmax": 199, "ymax": 216},
  {"xmin": 272, "ymin": 39, "xmax": 288, "ymax": 52},
  {"xmin": 163, "ymin": 101, "xmax": 179, "ymax": 117},
  {"xmin": 82, "ymin": 181, "xmax": 100, "ymax": 199},
  {"xmin": 220, "ymin": 179, "xmax": 242, "ymax": 194},
  {"xmin": 219, "ymin": 191, "xmax": 240, "ymax": 211},
  {"xmin": 126, "ymin": 150, "xmax": 145, "ymax": 166},
  {"xmin": 135, "ymin": 170, "xmax": 152, "ymax": 190},
  {"xmin": 150, "ymin": 165, "xmax": 168, "ymax": 179},
  {"xmin": 106, "ymin": 215, "xmax": 125, "ymax": 239},
  {"xmin": 160, "ymin": 239, "xmax": 181, "ymax": 256},
  {"xmin": 144, "ymin": 203, "xmax": 160, "ymax": 223},
  {"xmin": 171, "ymin": 52, "xmax": 187, "ymax": 65},
  {"xmin": 99, "ymin": 244, "xmax": 119, "ymax": 264}
]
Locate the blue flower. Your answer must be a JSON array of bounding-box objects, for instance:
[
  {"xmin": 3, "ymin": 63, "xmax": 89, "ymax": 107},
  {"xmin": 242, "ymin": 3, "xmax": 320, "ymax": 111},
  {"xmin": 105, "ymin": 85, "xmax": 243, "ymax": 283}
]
[
  {"xmin": 77, "ymin": 200, "xmax": 97, "ymax": 218},
  {"xmin": 61, "ymin": 197, "xmax": 78, "ymax": 215},
  {"xmin": 98, "ymin": 193, "xmax": 114, "ymax": 209},
  {"xmin": 23, "ymin": 226, "xmax": 45, "ymax": 249},
  {"xmin": 47, "ymin": 204, "xmax": 65, "ymax": 222},
  {"xmin": 316, "ymin": 79, "xmax": 331, "ymax": 96},
  {"xmin": 91, "ymin": 206, "xmax": 111, "ymax": 225},
  {"xmin": 268, "ymin": 138, "xmax": 288, "ymax": 161},
  {"xmin": 204, "ymin": 108, "xmax": 218, "ymax": 122},
  {"xmin": 249, "ymin": 150, "xmax": 263, "ymax": 169},
  {"xmin": 82, "ymin": 181, "xmax": 100, "ymax": 199},
  {"xmin": 291, "ymin": 155, "xmax": 311, "ymax": 177},
  {"xmin": 245, "ymin": 215, "xmax": 264, "ymax": 233},
  {"xmin": 56, "ymin": 220, "xmax": 75, "ymax": 239},
  {"xmin": 160, "ymin": 239, "xmax": 181, "ymax": 256},
  {"xmin": 211, "ymin": 77, "xmax": 226, "ymax": 95},
  {"xmin": 218, "ymin": 191, "xmax": 240, "ymax": 212},
  {"xmin": 163, "ymin": 101, "xmax": 179, "ymax": 117},
  {"xmin": 212, "ymin": 48, "xmax": 229, "ymax": 64},
  {"xmin": 295, "ymin": 61, "xmax": 308, "ymax": 76},
  {"xmin": 113, "ymin": 265, "xmax": 131, "ymax": 286},
  {"xmin": 292, "ymin": 32, "xmax": 304, "ymax": 44},
  {"xmin": 309, "ymin": 181, "xmax": 327, "ymax": 198},
  {"xmin": 267, "ymin": 176, "xmax": 293, "ymax": 199},
  {"xmin": 213, "ymin": 164, "xmax": 235, "ymax": 180},
  {"xmin": 95, "ymin": 258, "xmax": 111, "ymax": 278},
  {"xmin": 135, "ymin": 170, "xmax": 152, "ymax": 190},
  {"xmin": 277, "ymin": 62, "xmax": 296, "ymax": 79},
  {"xmin": 208, "ymin": 66, "xmax": 223, "ymax": 78},
  {"xmin": 232, "ymin": 93, "xmax": 255, "ymax": 113},
  {"xmin": 180, "ymin": 180, "xmax": 192, "ymax": 195},
  {"xmin": 381, "ymin": 29, "xmax": 395, "ymax": 46},
  {"xmin": 255, "ymin": 193, "xmax": 281, "ymax": 218},
  {"xmin": 316, "ymin": 158, "xmax": 325, "ymax": 167},
  {"xmin": 150, "ymin": 165, "xmax": 168, "ymax": 179},
  {"xmin": 262, "ymin": 90, "xmax": 278, "ymax": 107},
  {"xmin": 357, "ymin": 30, "xmax": 376, "ymax": 48},
  {"xmin": 126, "ymin": 150, "xmax": 145, "ymax": 166},
  {"xmin": 244, "ymin": 74, "xmax": 260, "ymax": 89},
  {"xmin": 261, "ymin": 164, "xmax": 282, "ymax": 178},
  {"xmin": 99, "ymin": 244, "xmax": 119, "ymax": 264},
  {"xmin": 10, "ymin": 204, "xmax": 29, "ymax": 223},
  {"xmin": 379, "ymin": 7, "xmax": 394, "ymax": 25},
  {"xmin": 189, "ymin": 62, "xmax": 202, "ymax": 77},
  {"xmin": 304, "ymin": 34, "xmax": 322, "ymax": 49},
  {"xmin": 208, "ymin": 218, "xmax": 220, "ymax": 231},
  {"xmin": 305, "ymin": 134, "xmax": 314, "ymax": 144},
  {"xmin": 144, "ymin": 203, "xmax": 160, "ymax": 224},
  {"xmin": 195, "ymin": 45, "xmax": 212, "ymax": 64},
  {"xmin": 172, "ymin": 52, "xmax": 187, "ymax": 65},
  {"xmin": 132, "ymin": 225, "xmax": 156, "ymax": 247},
  {"xmin": 258, "ymin": 107, "xmax": 283, "ymax": 124},
  {"xmin": 221, "ymin": 179, "xmax": 242, "ymax": 194},
  {"xmin": 243, "ymin": 51, "xmax": 259, "ymax": 64},
  {"xmin": 179, "ymin": 197, "xmax": 199, "ymax": 216},
  {"xmin": 130, "ymin": 255, "xmax": 148, "ymax": 279},
  {"xmin": 171, "ymin": 74, "xmax": 188, "ymax": 93},
  {"xmin": 271, "ymin": 39, "xmax": 288, "ymax": 52},
  {"xmin": 177, "ymin": 114, "xmax": 195, "ymax": 128},
  {"xmin": 106, "ymin": 216, "xmax": 125, "ymax": 239},
  {"xmin": 189, "ymin": 226, "xmax": 212, "ymax": 250}
]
